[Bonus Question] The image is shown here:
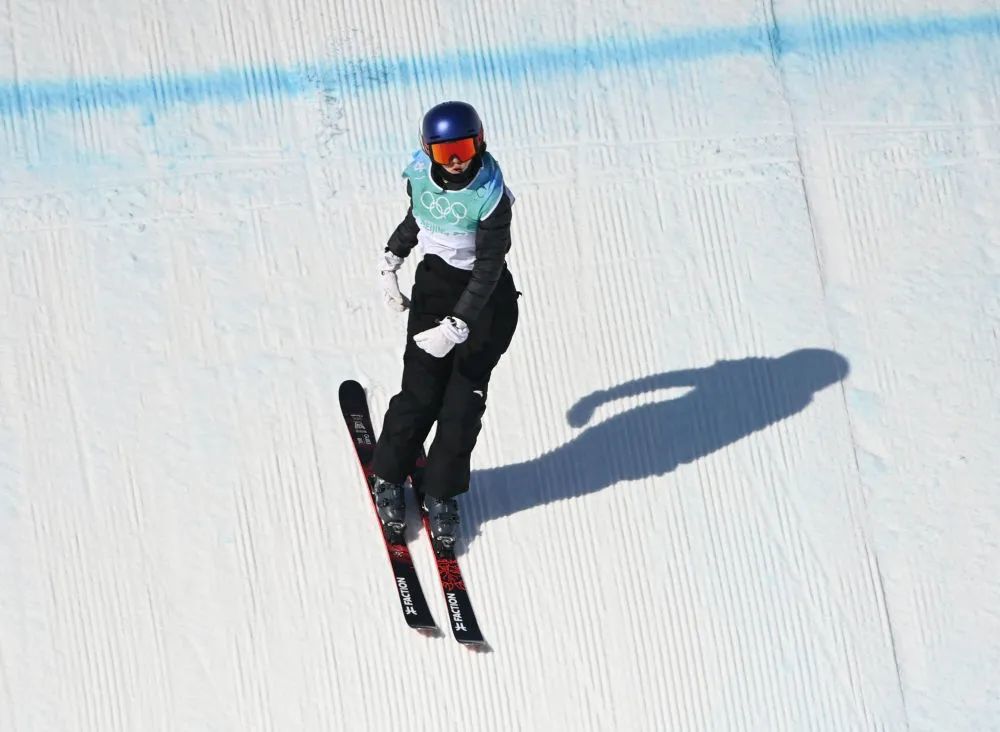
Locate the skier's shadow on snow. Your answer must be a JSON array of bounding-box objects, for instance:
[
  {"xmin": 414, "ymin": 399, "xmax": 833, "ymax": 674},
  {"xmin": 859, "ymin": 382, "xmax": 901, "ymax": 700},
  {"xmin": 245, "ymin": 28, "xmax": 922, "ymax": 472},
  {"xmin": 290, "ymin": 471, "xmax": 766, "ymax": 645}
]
[{"xmin": 465, "ymin": 348, "xmax": 850, "ymax": 542}]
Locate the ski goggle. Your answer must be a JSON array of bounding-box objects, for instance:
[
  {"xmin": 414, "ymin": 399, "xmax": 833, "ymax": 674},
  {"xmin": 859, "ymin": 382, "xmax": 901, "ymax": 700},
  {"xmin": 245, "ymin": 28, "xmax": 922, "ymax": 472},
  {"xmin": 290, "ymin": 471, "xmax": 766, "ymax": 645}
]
[{"xmin": 426, "ymin": 136, "xmax": 479, "ymax": 165}]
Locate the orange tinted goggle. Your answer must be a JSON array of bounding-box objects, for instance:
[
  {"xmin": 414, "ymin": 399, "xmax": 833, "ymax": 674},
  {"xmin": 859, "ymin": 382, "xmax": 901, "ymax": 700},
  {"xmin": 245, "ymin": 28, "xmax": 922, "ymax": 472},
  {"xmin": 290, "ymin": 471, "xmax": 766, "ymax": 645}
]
[{"xmin": 427, "ymin": 137, "xmax": 478, "ymax": 165}]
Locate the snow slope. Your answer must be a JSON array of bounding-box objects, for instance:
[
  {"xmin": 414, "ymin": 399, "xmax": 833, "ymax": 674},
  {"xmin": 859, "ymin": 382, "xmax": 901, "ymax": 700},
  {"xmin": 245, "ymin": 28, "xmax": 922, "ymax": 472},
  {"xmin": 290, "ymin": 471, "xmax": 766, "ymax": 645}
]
[{"xmin": 1, "ymin": 1, "xmax": 998, "ymax": 730}]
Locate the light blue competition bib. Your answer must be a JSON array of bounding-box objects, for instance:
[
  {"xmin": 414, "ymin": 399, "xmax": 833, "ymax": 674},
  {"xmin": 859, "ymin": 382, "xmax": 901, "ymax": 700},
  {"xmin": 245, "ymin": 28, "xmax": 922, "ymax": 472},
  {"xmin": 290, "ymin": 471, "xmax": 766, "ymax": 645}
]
[{"xmin": 403, "ymin": 150, "xmax": 506, "ymax": 235}]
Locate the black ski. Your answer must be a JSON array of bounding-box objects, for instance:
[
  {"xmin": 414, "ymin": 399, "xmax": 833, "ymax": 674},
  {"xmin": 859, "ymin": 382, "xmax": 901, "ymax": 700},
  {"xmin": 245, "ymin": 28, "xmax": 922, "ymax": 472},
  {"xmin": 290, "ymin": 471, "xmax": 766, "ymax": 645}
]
[
  {"xmin": 338, "ymin": 380, "xmax": 436, "ymax": 631},
  {"xmin": 412, "ymin": 456, "xmax": 486, "ymax": 646}
]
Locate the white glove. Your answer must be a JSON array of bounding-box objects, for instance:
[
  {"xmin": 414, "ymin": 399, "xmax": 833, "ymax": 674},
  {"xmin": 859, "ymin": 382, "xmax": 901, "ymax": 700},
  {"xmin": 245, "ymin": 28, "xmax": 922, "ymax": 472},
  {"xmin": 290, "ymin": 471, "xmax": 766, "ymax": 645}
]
[
  {"xmin": 378, "ymin": 250, "xmax": 409, "ymax": 312},
  {"xmin": 413, "ymin": 316, "xmax": 469, "ymax": 358}
]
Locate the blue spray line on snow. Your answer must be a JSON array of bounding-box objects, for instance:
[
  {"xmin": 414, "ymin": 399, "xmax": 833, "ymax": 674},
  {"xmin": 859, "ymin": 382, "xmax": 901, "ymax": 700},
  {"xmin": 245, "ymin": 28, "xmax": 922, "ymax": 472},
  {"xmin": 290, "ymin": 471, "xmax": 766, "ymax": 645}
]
[{"xmin": 0, "ymin": 11, "xmax": 997, "ymax": 118}]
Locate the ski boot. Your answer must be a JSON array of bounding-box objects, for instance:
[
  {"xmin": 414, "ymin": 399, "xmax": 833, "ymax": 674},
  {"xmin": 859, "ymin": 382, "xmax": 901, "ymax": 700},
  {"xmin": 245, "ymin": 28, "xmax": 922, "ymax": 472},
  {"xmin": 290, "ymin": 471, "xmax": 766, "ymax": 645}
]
[
  {"xmin": 370, "ymin": 475, "xmax": 406, "ymax": 538},
  {"xmin": 422, "ymin": 494, "xmax": 460, "ymax": 553}
]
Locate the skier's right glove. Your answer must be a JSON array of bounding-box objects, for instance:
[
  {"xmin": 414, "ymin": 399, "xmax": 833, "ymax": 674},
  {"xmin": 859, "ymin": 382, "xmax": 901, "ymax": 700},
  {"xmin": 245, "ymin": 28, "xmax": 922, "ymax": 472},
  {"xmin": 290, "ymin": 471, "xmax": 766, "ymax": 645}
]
[{"xmin": 378, "ymin": 250, "xmax": 409, "ymax": 312}]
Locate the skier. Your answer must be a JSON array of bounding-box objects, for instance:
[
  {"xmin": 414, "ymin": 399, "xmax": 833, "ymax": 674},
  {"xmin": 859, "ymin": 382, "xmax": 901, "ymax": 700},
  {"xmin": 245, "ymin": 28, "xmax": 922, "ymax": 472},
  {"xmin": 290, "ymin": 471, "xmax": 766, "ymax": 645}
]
[{"xmin": 370, "ymin": 100, "xmax": 519, "ymax": 550}]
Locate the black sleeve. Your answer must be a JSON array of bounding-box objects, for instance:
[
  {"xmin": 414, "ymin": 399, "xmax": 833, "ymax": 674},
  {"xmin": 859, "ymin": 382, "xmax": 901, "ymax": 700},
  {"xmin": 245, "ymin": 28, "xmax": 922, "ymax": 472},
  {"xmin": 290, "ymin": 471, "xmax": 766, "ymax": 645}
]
[
  {"xmin": 386, "ymin": 181, "xmax": 419, "ymax": 258},
  {"xmin": 452, "ymin": 192, "xmax": 513, "ymax": 325}
]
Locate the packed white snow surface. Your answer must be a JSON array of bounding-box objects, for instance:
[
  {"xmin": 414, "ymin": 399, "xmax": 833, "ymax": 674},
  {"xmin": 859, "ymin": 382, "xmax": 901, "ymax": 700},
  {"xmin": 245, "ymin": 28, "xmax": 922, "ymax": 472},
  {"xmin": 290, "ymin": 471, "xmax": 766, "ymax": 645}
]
[{"xmin": 1, "ymin": 0, "xmax": 998, "ymax": 729}]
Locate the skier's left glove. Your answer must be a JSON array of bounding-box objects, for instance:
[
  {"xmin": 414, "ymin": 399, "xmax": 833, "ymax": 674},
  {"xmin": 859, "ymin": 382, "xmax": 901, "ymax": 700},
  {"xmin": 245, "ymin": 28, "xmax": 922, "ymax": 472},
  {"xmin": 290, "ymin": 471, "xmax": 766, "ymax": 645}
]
[{"xmin": 413, "ymin": 316, "xmax": 469, "ymax": 358}]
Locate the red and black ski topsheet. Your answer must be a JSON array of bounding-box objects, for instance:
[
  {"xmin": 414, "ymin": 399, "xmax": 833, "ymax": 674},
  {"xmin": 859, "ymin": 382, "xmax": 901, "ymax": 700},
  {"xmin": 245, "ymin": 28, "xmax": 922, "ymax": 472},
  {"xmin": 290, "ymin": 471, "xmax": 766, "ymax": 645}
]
[
  {"xmin": 338, "ymin": 380, "xmax": 436, "ymax": 631},
  {"xmin": 412, "ymin": 456, "xmax": 486, "ymax": 646}
]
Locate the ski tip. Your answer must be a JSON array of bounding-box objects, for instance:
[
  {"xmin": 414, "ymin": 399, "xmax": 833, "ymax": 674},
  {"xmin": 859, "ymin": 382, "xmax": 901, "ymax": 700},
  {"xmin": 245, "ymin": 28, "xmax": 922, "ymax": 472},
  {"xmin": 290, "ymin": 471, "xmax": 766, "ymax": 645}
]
[
  {"xmin": 416, "ymin": 626, "xmax": 445, "ymax": 638},
  {"xmin": 461, "ymin": 639, "xmax": 492, "ymax": 653}
]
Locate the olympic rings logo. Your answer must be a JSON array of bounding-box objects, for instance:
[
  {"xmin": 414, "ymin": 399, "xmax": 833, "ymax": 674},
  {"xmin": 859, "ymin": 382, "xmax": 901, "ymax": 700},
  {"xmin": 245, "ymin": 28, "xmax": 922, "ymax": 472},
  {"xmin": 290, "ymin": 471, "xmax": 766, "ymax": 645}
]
[{"xmin": 420, "ymin": 191, "xmax": 468, "ymax": 225}]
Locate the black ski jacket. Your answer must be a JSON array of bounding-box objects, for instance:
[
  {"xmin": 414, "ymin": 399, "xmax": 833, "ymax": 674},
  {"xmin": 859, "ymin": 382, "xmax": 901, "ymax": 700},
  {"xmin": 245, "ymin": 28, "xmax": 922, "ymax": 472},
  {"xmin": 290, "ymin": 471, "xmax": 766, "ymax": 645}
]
[{"xmin": 385, "ymin": 176, "xmax": 513, "ymax": 326}]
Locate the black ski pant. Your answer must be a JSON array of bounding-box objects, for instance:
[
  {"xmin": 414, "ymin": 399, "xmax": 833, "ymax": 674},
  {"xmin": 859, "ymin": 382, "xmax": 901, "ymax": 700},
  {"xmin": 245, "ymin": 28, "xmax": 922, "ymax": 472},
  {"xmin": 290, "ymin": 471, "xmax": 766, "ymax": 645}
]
[{"xmin": 371, "ymin": 254, "xmax": 519, "ymax": 499}]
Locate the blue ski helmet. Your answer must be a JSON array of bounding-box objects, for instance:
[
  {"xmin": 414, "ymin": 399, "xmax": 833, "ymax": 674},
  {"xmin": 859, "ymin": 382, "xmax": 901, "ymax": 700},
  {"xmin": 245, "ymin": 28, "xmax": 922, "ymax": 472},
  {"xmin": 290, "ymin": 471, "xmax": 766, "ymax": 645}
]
[{"xmin": 421, "ymin": 101, "xmax": 485, "ymax": 153}]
